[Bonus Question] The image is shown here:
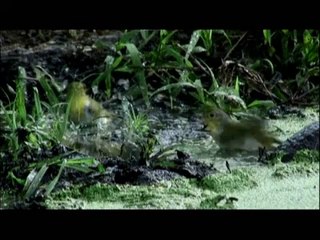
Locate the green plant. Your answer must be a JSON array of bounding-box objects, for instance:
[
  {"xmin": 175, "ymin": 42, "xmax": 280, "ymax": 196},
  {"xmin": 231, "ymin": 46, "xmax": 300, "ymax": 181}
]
[
  {"xmin": 122, "ymin": 98, "xmax": 149, "ymax": 141},
  {"xmin": 0, "ymin": 66, "xmax": 109, "ymax": 198},
  {"xmin": 261, "ymin": 29, "xmax": 319, "ymax": 104},
  {"xmin": 93, "ymin": 30, "xmax": 234, "ymax": 108}
]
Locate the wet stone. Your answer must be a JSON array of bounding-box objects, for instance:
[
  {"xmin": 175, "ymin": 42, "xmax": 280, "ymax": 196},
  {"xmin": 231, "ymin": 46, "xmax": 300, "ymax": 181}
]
[{"xmin": 265, "ymin": 121, "xmax": 319, "ymax": 162}]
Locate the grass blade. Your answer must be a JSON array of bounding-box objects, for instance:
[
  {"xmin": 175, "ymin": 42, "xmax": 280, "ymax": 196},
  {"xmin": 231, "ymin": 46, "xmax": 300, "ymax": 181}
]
[
  {"xmin": 234, "ymin": 76, "xmax": 240, "ymax": 97},
  {"xmin": 44, "ymin": 159, "xmax": 67, "ymax": 197},
  {"xmin": 56, "ymin": 96, "xmax": 71, "ymax": 141},
  {"xmin": 105, "ymin": 55, "xmax": 114, "ymax": 98},
  {"xmin": 15, "ymin": 67, "xmax": 27, "ymax": 126},
  {"xmin": 150, "ymin": 82, "xmax": 197, "ymax": 98},
  {"xmin": 33, "ymin": 87, "xmax": 43, "ymax": 119},
  {"xmin": 214, "ymin": 30, "xmax": 232, "ymax": 46},
  {"xmin": 160, "ymin": 30, "xmax": 177, "ymax": 46},
  {"xmin": 263, "ymin": 29, "xmax": 272, "ymax": 46},
  {"xmin": 185, "ymin": 30, "xmax": 201, "ymax": 60},
  {"xmin": 65, "ymin": 157, "xmax": 98, "ymax": 166},
  {"xmin": 60, "ymin": 157, "xmax": 99, "ymax": 173},
  {"xmin": 24, "ymin": 164, "xmax": 49, "ymax": 200},
  {"xmin": 8, "ymin": 171, "xmax": 25, "ymax": 186},
  {"xmin": 247, "ymin": 100, "xmax": 275, "ymax": 109},
  {"xmin": 35, "ymin": 68, "xmax": 59, "ymax": 106},
  {"xmin": 125, "ymin": 43, "xmax": 149, "ymax": 106}
]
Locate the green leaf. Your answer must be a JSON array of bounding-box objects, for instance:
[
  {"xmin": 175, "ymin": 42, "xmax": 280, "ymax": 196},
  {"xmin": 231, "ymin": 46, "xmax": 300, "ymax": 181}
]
[
  {"xmin": 119, "ymin": 30, "xmax": 140, "ymax": 44},
  {"xmin": 114, "ymin": 66, "xmax": 133, "ymax": 73},
  {"xmin": 263, "ymin": 58, "xmax": 274, "ymax": 74},
  {"xmin": 150, "ymin": 82, "xmax": 197, "ymax": 98},
  {"xmin": 263, "ymin": 30, "xmax": 272, "ymax": 46},
  {"xmin": 214, "ymin": 30, "xmax": 232, "ymax": 45},
  {"xmin": 124, "ymin": 43, "xmax": 149, "ymax": 106},
  {"xmin": 33, "ymin": 87, "xmax": 43, "ymax": 119},
  {"xmin": 273, "ymin": 87, "xmax": 288, "ymax": 101},
  {"xmin": 140, "ymin": 30, "xmax": 149, "ymax": 41},
  {"xmin": 197, "ymin": 58, "xmax": 219, "ymax": 90},
  {"xmin": 97, "ymin": 163, "xmax": 106, "ymax": 173},
  {"xmin": 104, "ymin": 55, "xmax": 115, "ymax": 98},
  {"xmin": 24, "ymin": 164, "xmax": 49, "ymax": 200},
  {"xmin": 234, "ymin": 76, "xmax": 240, "ymax": 97},
  {"xmin": 193, "ymin": 79, "xmax": 205, "ymax": 103},
  {"xmin": 247, "ymin": 100, "xmax": 275, "ymax": 109},
  {"xmin": 44, "ymin": 159, "xmax": 67, "ymax": 197},
  {"xmin": 139, "ymin": 30, "xmax": 158, "ymax": 49},
  {"xmin": 59, "ymin": 157, "xmax": 98, "ymax": 174},
  {"xmin": 192, "ymin": 46, "xmax": 207, "ymax": 53},
  {"xmin": 160, "ymin": 30, "xmax": 177, "ymax": 45},
  {"xmin": 8, "ymin": 171, "xmax": 25, "ymax": 186},
  {"xmin": 213, "ymin": 87, "xmax": 247, "ymax": 110},
  {"xmin": 112, "ymin": 56, "xmax": 123, "ymax": 69},
  {"xmin": 65, "ymin": 157, "xmax": 98, "ymax": 166},
  {"xmin": 185, "ymin": 59, "xmax": 193, "ymax": 68},
  {"xmin": 163, "ymin": 46, "xmax": 185, "ymax": 65},
  {"xmin": 185, "ymin": 30, "xmax": 201, "ymax": 60},
  {"xmin": 65, "ymin": 165, "xmax": 94, "ymax": 173},
  {"xmin": 200, "ymin": 30, "xmax": 213, "ymax": 52},
  {"xmin": 15, "ymin": 67, "xmax": 27, "ymax": 126},
  {"xmin": 35, "ymin": 69, "xmax": 59, "ymax": 106},
  {"xmin": 125, "ymin": 43, "xmax": 142, "ymax": 66}
]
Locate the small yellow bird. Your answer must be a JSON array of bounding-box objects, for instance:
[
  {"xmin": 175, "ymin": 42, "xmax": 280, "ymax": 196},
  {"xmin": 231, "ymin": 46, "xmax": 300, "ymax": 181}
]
[
  {"xmin": 203, "ymin": 108, "xmax": 281, "ymax": 151},
  {"xmin": 67, "ymin": 82, "xmax": 114, "ymax": 124}
]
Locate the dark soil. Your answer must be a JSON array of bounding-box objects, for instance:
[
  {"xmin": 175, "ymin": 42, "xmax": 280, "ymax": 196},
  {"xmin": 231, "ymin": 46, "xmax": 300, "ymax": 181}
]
[{"xmin": 1, "ymin": 30, "xmax": 122, "ymax": 104}]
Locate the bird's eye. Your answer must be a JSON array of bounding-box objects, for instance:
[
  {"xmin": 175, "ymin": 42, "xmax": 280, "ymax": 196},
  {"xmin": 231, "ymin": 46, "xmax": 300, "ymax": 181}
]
[{"xmin": 209, "ymin": 113, "xmax": 215, "ymax": 118}]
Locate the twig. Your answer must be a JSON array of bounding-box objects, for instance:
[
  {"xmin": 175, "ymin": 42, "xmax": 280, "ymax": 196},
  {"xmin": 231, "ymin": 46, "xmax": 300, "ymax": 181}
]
[
  {"xmin": 294, "ymin": 86, "xmax": 319, "ymax": 101},
  {"xmin": 223, "ymin": 32, "xmax": 248, "ymax": 61}
]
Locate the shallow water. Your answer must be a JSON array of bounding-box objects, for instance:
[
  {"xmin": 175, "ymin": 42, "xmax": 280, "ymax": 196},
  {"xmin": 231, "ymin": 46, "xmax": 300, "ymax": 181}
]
[
  {"xmin": 2, "ymin": 106, "xmax": 319, "ymax": 209},
  {"xmin": 42, "ymin": 107, "xmax": 320, "ymax": 209}
]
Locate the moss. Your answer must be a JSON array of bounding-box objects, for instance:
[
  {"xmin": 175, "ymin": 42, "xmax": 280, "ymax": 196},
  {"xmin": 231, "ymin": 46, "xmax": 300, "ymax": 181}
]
[
  {"xmin": 234, "ymin": 167, "xmax": 319, "ymax": 209},
  {"xmin": 47, "ymin": 178, "xmax": 209, "ymax": 209},
  {"xmin": 271, "ymin": 107, "xmax": 319, "ymax": 141},
  {"xmin": 50, "ymin": 186, "xmax": 83, "ymax": 200},
  {"xmin": 272, "ymin": 162, "xmax": 319, "ymax": 179},
  {"xmin": 268, "ymin": 149, "xmax": 319, "ymax": 166},
  {"xmin": 45, "ymin": 163, "xmax": 319, "ymax": 209},
  {"xmin": 199, "ymin": 168, "xmax": 258, "ymax": 193},
  {"xmin": 272, "ymin": 150, "xmax": 319, "ymax": 179},
  {"xmin": 199, "ymin": 195, "xmax": 237, "ymax": 209},
  {"xmin": 292, "ymin": 149, "xmax": 319, "ymax": 163}
]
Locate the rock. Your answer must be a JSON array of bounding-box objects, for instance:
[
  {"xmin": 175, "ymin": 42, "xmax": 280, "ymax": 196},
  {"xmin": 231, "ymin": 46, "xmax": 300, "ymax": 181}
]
[{"xmin": 265, "ymin": 121, "xmax": 319, "ymax": 162}]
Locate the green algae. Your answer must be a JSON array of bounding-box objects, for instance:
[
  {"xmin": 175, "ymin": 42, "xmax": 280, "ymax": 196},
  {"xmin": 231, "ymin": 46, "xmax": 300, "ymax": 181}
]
[
  {"xmin": 292, "ymin": 149, "xmax": 319, "ymax": 163},
  {"xmin": 271, "ymin": 107, "xmax": 319, "ymax": 141},
  {"xmin": 199, "ymin": 195, "xmax": 238, "ymax": 209},
  {"xmin": 45, "ymin": 158, "xmax": 319, "ymax": 209},
  {"xmin": 199, "ymin": 168, "xmax": 258, "ymax": 193},
  {"xmin": 46, "ymin": 178, "xmax": 211, "ymax": 209},
  {"xmin": 272, "ymin": 150, "xmax": 319, "ymax": 179},
  {"xmin": 234, "ymin": 166, "xmax": 319, "ymax": 209}
]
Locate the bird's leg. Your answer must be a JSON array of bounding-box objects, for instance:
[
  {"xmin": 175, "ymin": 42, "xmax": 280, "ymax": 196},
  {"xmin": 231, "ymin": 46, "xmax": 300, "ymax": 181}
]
[
  {"xmin": 226, "ymin": 161, "xmax": 232, "ymax": 173},
  {"xmin": 258, "ymin": 147, "xmax": 266, "ymax": 162}
]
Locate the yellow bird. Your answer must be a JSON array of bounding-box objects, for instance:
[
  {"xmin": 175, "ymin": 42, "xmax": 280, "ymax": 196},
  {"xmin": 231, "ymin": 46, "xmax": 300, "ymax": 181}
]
[
  {"xmin": 203, "ymin": 108, "xmax": 281, "ymax": 151},
  {"xmin": 67, "ymin": 82, "xmax": 114, "ymax": 124}
]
